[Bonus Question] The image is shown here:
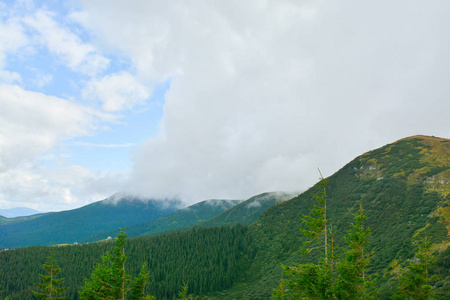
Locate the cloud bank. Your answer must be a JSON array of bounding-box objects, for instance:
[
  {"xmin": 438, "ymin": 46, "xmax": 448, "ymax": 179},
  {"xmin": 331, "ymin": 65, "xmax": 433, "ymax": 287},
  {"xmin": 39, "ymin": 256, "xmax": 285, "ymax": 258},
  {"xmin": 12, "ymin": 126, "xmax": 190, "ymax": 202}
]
[
  {"xmin": 76, "ymin": 0, "xmax": 450, "ymax": 202},
  {"xmin": 1, "ymin": 1, "xmax": 449, "ymax": 210}
]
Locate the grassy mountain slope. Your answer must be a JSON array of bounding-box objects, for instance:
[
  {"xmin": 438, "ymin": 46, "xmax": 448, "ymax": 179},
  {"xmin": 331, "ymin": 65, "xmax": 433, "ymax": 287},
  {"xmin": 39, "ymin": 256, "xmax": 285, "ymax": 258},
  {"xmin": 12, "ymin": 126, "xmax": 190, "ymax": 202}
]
[
  {"xmin": 81, "ymin": 199, "xmax": 241, "ymax": 242},
  {"xmin": 219, "ymin": 135, "xmax": 450, "ymax": 299},
  {"xmin": 0, "ymin": 195, "xmax": 180, "ymax": 249},
  {"xmin": 198, "ymin": 192, "xmax": 295, "ymax": 227}
]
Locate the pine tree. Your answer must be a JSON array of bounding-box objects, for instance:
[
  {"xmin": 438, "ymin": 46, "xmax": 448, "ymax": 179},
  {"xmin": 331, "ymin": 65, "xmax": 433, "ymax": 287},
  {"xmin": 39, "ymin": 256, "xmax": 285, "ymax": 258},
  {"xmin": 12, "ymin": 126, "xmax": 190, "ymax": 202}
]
[
  {"xmin": 300, "ymin": 171, "xmax": 329, "ymax": 259},
  {"xmin": 393, "ymin": 233, "xmax": 438, "ymax": 300},
  {"xmin": 79, "ymin": 226, "xmax": 156, "ymax": 300},
  {"xmin": 334, "ymin": 203, "xmax": 374, "ymax": 299},
  {"xmin": 129, "ymin": 263, "xmax": 155, "ymax": 300},
  {"xmin": 274, "ymin": 174, "xmax": 335, "ymax": 300},
  {"xmin": 79, "ymin": 226, "xmax": 130, "ymax": 300},
  {"xmin": 273, "ymin": 173, "xmax": 373, "ymax": 300},
  {"xmin": 271, "ymin": 280, "xmax": 285, "ymax": 300},
  {"xmin": 174, "ymin": 282, "xmax": 192, "ymax": 300},
  {"xmin": 32, "ymin": 247, "xmax": 67, "ymax": 300}
]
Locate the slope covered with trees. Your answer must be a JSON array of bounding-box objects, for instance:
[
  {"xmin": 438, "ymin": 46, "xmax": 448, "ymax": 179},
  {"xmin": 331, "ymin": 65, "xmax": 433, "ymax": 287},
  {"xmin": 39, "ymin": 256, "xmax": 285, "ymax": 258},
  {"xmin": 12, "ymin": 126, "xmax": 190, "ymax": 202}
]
[
  {"xmin": 218, "ymin": 135, "xmax": 450, "ymax": 299},
  {"xmin": 81, "ymin": 199, "xmax": 241, "ymax": 242},
  {"xmin": 197, "ymin": 192, "xmax": 294, "ymax": 227},
  {"xmin": 0, "ymin": 224, "xmax": 253, "ymax": 299},
  {"xmin": 0, "ymin": 135, "xmax": 449, "ymax": 299},
  {"xmin": 0, "ymin": 196, "xmax": 181, "ymax": 248}
]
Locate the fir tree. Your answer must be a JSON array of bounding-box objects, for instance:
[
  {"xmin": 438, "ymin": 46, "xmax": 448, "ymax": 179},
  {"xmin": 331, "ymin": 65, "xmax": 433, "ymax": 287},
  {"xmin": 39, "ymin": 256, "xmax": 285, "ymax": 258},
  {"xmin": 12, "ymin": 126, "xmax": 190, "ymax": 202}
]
[
  {"xmin": 129, "ymin": 263, "xmax": 155, "ymax": 300},
  {"xmin": 300, "ymin": 171, "xmax": 330, "ymax": 259},
  {"xmin": 334, "ymin": 203, "xmax": 375, "ymax": 299},
  {"xmin": 273, "ymin": 174, "xmax": 373, "ymax": 300},
  {"xmin": 79, "ymin": 226, "xmax": 130, "ymax": 300},
  {"xmin": 32, "ymin": 247, "xmax": 67, "ymax": 300},
  {"xmin": 80, "ymin": 226, "xmax": 156, "ymax": 300},
  {"xmin": 393, "ymin": 233, "xmax": 438, "ymax": 300},
  {"xmin": 274, "ymin": 174, "xmax": 335, "ymax": 300},
  {"xmin": 174, "ymin": 282, "xmax": 192, "ymax": 300}
]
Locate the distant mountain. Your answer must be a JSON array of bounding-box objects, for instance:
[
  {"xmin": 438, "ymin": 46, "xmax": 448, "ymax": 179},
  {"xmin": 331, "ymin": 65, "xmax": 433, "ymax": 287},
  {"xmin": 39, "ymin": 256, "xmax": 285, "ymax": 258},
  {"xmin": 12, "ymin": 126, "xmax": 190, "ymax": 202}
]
[
  {"xmin": 81, "ymin": 199, "xmax": 241, "ymax": 242},
  {"xmin": 197, "ymin": 192, "xmax": 295, "ymax": 227},
  {"xmin": 0, "ymin": 207, "xmax": 43, "ymax": 218},
  {"xmin": 0, "ymin": 194, "xmax": 181, "ymax": 248}
]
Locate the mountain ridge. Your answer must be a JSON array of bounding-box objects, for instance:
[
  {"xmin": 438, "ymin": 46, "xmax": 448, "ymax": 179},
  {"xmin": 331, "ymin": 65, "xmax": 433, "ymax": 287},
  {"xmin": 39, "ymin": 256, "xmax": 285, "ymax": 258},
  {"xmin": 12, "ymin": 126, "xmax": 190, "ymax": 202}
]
[
  {"xmin": 216, "ymin": 135, "xmax": 450, "ymax": 299},
  {"xmin": 0, "ymin": 135, "xmax": 449, "ymax": 299},
  {"xmin": 0, "ymin": 195, "xmax": 182, "ymax": 248}
]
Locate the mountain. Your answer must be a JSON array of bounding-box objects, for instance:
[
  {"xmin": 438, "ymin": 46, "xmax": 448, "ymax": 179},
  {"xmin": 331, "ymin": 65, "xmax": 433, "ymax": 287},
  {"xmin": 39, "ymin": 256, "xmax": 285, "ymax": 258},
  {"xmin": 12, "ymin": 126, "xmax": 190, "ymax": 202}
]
[
  {"xmin": 0, "ymin": 207, "xmax": 43, "ymax": 218},
  {"xmin": 81, "ymin": 199, "xmax": 241, "ymax": 242},
  {"xmin": 0, "ymin": 135, "xmax": 449, "ymax": 299},
  {"xmin": 197, "ymin": 192, "xmax": 295, "ymax": 227},
  {"xmin": 0, "ymin": 194, "xmax": 181, "ymax": 248},
  {"xmin": 218, "ymin": 135, "xmax": 450, "ymax": 299},
  {"xmin": 82, "ymin": 192, "xmax": 294, "ymax": 243}
]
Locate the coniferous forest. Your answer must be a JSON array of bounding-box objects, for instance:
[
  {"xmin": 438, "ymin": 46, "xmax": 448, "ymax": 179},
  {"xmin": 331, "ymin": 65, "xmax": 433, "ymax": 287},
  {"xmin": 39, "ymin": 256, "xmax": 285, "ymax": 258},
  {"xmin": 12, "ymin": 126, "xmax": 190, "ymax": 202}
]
[
  {"xmin": 0, "ymin": 136, "xmax": 449, "ymax": 299},
  {"xmin": 0, "ymin": 224, "xmax": 253, "ymax": 299}
]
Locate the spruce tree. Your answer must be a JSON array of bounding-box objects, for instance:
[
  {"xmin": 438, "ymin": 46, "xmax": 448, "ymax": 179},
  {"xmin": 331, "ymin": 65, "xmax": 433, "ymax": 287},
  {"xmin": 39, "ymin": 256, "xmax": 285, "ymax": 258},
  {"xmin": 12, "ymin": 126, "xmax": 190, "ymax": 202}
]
[
  {"xmin": 300, "ymin": 172, "xmax": 329, "ymax": 258},
  {"xmin": 129, "ymin": 263, "xmax": 155, "ymax": 300},
  {"xmin": 32, "ymin": 247, "xmax": 67, "ymax": 300},
  {"xmin": 80, "ymin": 226, "xmax": 156, "ymax": 300},
  {"xmin": 79, "ymin": 226, "xmax": 130, "ymax": 300},
  {"xmin": 273, "ymin": 173, "xmax": 373, "ymax": 300},
  {"xmin": 274, "ymin": 174, "xmax": 335, "ymax": 300},
  {"xmin": 334, "ymin": 203, "xmax": 374, "ymax": 299},
  {"xmin": 393, "ymin": 234, "xmax": 438, "ymax": 300},
  {"xmin": 174, "ymin": 282, "xmax": 192, "ymax": 300}
]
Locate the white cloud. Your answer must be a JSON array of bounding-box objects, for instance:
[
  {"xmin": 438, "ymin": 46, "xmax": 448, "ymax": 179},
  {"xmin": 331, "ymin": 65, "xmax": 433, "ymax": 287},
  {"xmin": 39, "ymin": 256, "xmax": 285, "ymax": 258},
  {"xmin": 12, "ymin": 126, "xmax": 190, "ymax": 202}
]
[
  {"xmin": 2, "ymin": 1, "xmax": 449, "ymax": 211},
  {"xmin": 0, "ymin": 84, "xmax": 104, "ymax": 171},
  {"xmin": 73, "ymin": 1, "xmax": 450, "ymax": 204},
  {"xmin": 0, "ymin": 84, "xmax": 124, "ymax": 211},
  {"xmin": 0, "ymin": 13, "xmax": 27, "ymax": 83},
  {"xmin": 23, "ymin": 10, "xmax": 109, "ymax": 76},
  {"xmin": 0, "ymin": 164, "xmax": 125, "ymax": 211},
  {"xmin": 82, "ymin": 71, "xmax": 150, "ymax": 111}
]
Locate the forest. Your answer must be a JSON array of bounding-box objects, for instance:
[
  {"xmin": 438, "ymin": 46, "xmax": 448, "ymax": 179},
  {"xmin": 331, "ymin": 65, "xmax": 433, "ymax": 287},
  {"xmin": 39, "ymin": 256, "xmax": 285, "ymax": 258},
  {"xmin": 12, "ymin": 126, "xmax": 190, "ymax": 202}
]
[
  {"xmin": 0, "ymin": 224, "xmax": 254, "ymax": 299},
  {"xmin": 1, "ymin": 136, "xmax": 449, "ymax": 299}
]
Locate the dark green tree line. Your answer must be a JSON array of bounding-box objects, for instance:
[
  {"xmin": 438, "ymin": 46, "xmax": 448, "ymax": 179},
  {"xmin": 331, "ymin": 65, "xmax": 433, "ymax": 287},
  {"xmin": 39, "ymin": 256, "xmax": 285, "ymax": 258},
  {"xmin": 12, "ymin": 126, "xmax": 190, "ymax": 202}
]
[{"xmin": 0, "ymin": 224, "xmax": 253, "ymax": 299}]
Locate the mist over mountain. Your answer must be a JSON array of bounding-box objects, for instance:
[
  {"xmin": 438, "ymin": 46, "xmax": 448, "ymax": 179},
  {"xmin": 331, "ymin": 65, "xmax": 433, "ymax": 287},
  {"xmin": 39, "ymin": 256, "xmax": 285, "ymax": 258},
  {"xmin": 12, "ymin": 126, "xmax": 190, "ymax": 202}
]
[
  {"xmin": 0, "ymin": 135, "xmax": 449, "ymax": 299},
  {"xmin": 81, "ymin": 199, "xmax": 242, "ymax": 242},
  {"xmin": 0, "ymin": 195, "xmax": 182, "ymax": 248}
]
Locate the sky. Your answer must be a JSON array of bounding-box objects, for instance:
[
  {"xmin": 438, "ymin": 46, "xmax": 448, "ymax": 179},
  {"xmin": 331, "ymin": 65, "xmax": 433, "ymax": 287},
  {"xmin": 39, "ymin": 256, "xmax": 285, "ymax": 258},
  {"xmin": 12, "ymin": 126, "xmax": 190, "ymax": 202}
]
[{"xmin": 0, "ymin": 0, "xmax": 449, "ymax": 212}]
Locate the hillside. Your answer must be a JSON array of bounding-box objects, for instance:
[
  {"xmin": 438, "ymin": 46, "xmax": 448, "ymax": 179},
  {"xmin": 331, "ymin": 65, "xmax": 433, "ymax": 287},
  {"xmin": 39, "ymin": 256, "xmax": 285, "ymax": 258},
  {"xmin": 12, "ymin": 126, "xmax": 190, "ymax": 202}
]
[
  {"xmin": 217, "ymin": 135, "xmax": 450, "ymax": 299},
  {"xmin": 0, "ymin": 135, "xmax": 449, "ymax": 299},
  {"xmin": 198, "ymin": 192, "xmax": 294, "ymax": 227},
  {"xmin": 0, "ymin": 195, "xmax": 181, "ymax": 248},
  {"xmin": 0, "ymin": 224, "xmax": 254, "ymax": 300},
  {"xmin": 81, "ymin": 199, "xmax": 241, "ymax": 242}
]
